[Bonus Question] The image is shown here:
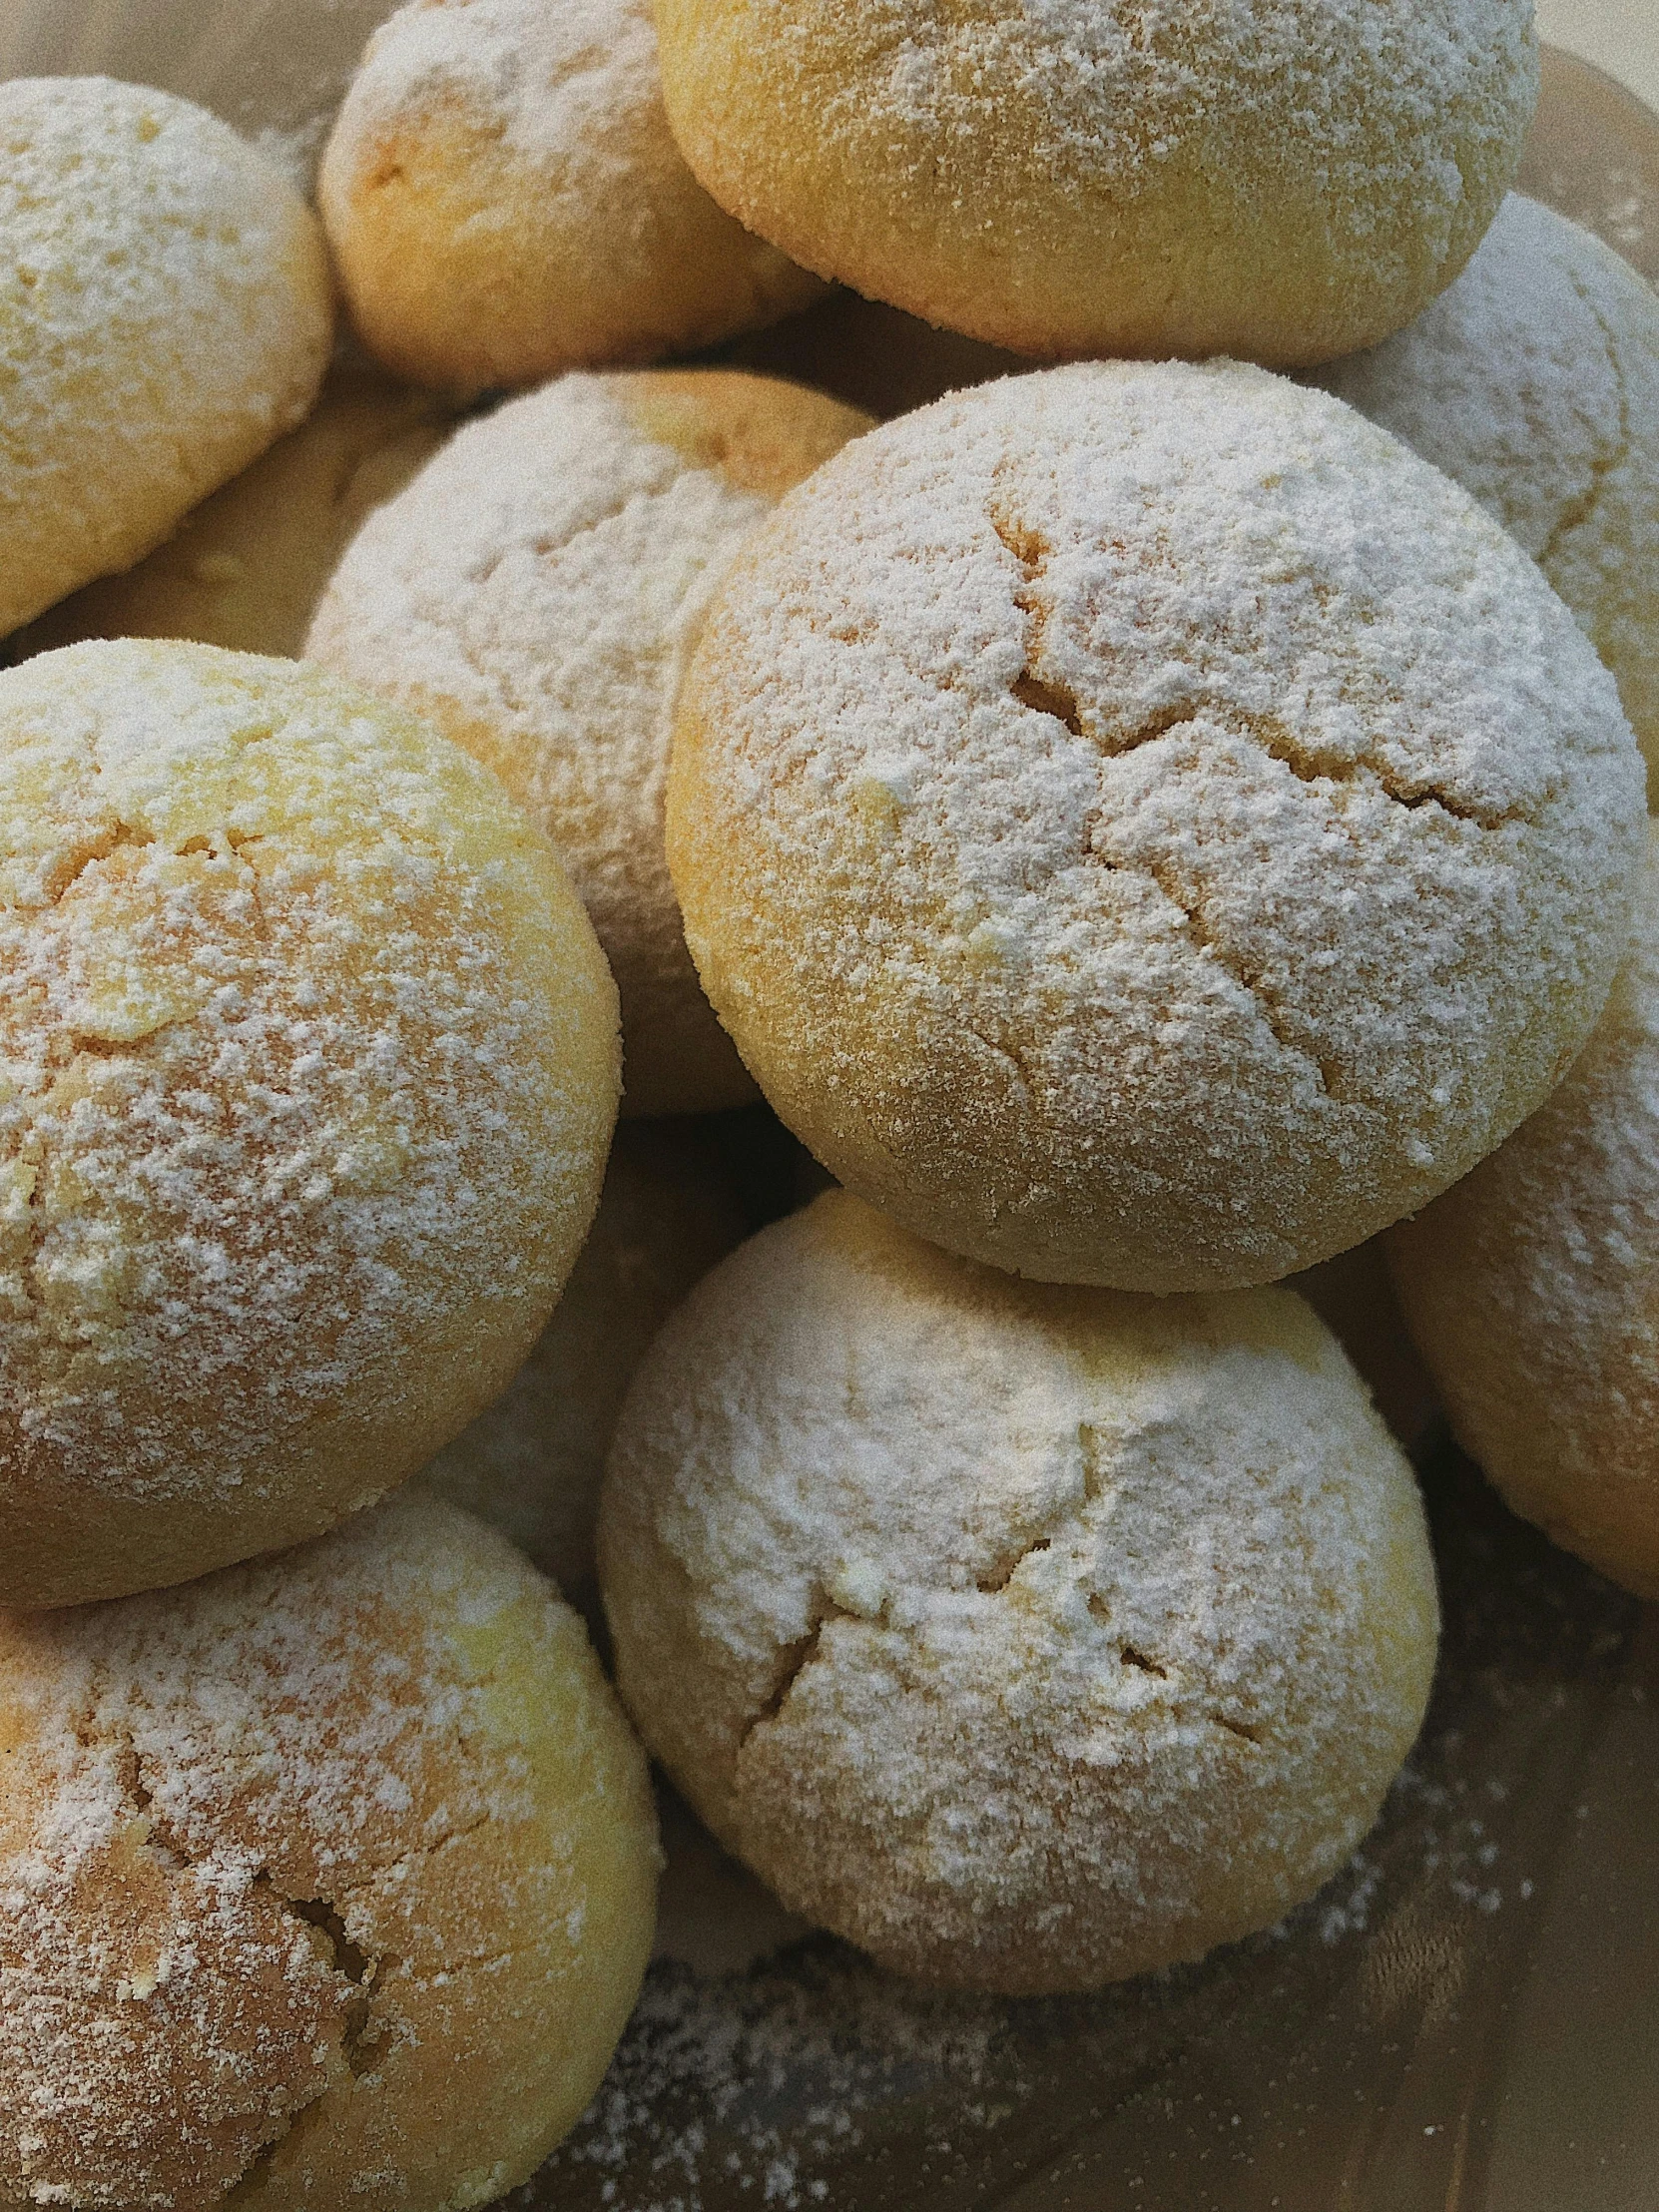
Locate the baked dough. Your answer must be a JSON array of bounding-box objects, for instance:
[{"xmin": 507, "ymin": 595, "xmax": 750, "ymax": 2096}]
[
  {"xmin": 0, "ymin": 1492, "xmax": 659, "ymax": 2211},
  {"xmin": 668, "ymin": 360, "xmax": 1645, "ymax": 1291},
  {"xmin": 1316, "ymin": 195, "xmax": 1659, "ymax": 801},
  {"xmin": 0, "ymin": 640, "xmax": 618, "ymax": 1610},
  {"xmin": 318, "ymin": 0, "xmax": 823, "ymax": 394},
  {"xmin": 419, "ymin": 1120, "xmax": 746, "ymax": 1621},
  {"xmin": 0, "ymin": 76, "xmax": 331, "ymax": 637},
  {"xmin": 16, "ymin": 368, "xmax": 455, "ymax": 664},
  {"xmin": 653, "ymin": 0, "xmax": 1537, "ymax": 364},
  {"xmin": 308, "ymin": 369, "xmax": 869, "ymax": 1117},
  {"xmin": 1388, "ymin": 823, "xmax": 1659, "ymax": 1597},
  {"xmin": 600, "ymin": 1191, "xmax": 1438, "ymax": 1993}
]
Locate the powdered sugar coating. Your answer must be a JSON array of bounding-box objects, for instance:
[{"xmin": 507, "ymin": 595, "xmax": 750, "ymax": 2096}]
[
  {"xmin": 654, "ymin": 0, "xmax": 1537, "ymax": 361},
  {"xmin": 319, "ymin": 0, "xmax": 822, "ymax": 392},
  {"xmin": 600, "ymin": 1191, "xmax": 1438, "ymax": 1993},
  {"xmin": 0, "ymin": 641, "xmax": 619, "ymax": 1609},
  {"xmin": 0, "ymin": 77, "xmax": 332, "ymax": 637},
  {"xmin": 1316, "ymin": 194, "xmax": 1659, "ymax": 798},
  {"xmin": 0, "ymin": 1493, "xmax": 660, "ymax": 2211},
  {"xmin": 668, "ymin": 358, "xmax": 1645, "ymax": 1291},
  {"xmin": 1388, "ymin": 823, "xmax": 1659, "ymax": 1597},
  {"xmin": 308, "ymin": 370, "xmax": 869, "ymax": 1116}
]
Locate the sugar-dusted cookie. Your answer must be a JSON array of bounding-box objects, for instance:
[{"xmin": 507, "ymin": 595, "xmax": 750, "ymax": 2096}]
[
  {"xmin": 600, "ymin": 1192, "xmax": 1437, "ymax": 1993},
  {"xmin": 668, "ymin": 361, "xmax": 1645, "ymax": 1290}
]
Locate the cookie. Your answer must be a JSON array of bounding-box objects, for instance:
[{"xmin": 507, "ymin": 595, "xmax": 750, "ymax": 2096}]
[
  {"xmin": 600, "ymin": 1192, "xmax": 1438, "ymax": 1993},
  {"xmin": 653, "ymin": 0, "xmax": 1537, "ymax": 363},
  {"xmin": 0, "ymin": 641, "xmax": 618, "ymax": 1609},
  {"xmin": 1316, "ymin": 195, "xmax": 1659, "ymax": 801},
  {"xmin": 668, "ymin": 360, "xmax": 1644, "ymax": 1290},
  {"xmin": 318, "ymin": 0, "xmax": 822, "ymax": 394},
  {"xmin": 0, "ymin": 1494, "xmax": 659, "ymax": 2210},
  {"xmin": 309, "ymin": 369, "xmax": 869, "ymax": 1117},
  {"xmin": 0, "ymin": 76, "xmax": 331, "ymax": 637}
]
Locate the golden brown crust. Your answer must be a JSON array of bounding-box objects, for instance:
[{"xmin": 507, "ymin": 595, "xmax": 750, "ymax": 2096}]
[
  {"xmin": 0, "ymin": 642, "xmax": 619, "ymax": 1609},
  {"xmin": 654, "ymin": 0, "xmax": 1537, "ymax": 365},
  {"xmin": 0, "ymin": 1495, "xmax": 659, "ymax": 2211}
]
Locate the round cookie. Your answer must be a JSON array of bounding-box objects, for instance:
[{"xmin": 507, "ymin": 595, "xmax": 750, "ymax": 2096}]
[
  {"xmin": 308, "ymin": 369, "xmax": 870, "ymax": 1117},
  {"xmin": 16, "ymin": 368, "xmax": 457, "ymax": 665},
  {"xmin": 599, "ymin": 1191, "xmax": 1439, "ymax": 1995},
  {"xmin": 1315, "ymin": 195, "xmax": 1659, "ymax": 802},
  {"xmin": 318, "ymin": 0, "xmax": 823, "ymax": 395},
  {"xmin": 0, "ymin": 640, "xmax": 619, "ymax": 1611},
  {"xmin": 668, "ymin": 360, "xmax": 1646, "ymax": 1292},
  {"xmin": 0, "ymin": 76, "xmax": 332, "ymax": 639},
  {"xmin": 652, "ymin": 0, "xmax": 1537, "ymax": 365},
  {"xmin": 0, "ymin": 1492, "xmax": 659, "ymax": 2212},
  {"xmin": 1388, "ymin": 824, "xmax": 1659, "ymax": 1598},
  {"xmin": 419, "ymin": 1121, "xmax": 747, "ymax": 1622}
]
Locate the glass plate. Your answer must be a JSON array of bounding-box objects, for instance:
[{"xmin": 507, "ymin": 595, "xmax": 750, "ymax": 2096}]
[{"xmin": 2, "ymin": 14, "xmax": 1655, "ymax": 2207}]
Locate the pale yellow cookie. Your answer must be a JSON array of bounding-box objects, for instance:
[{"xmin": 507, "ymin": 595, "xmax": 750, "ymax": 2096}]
[
  {"xmin": 1316, "ymin": 195, "xmax": 1659, "ymax": 801},
  {"xmin": 318, "ymin": 0, "xmax": 823, "ymax": 394},
  {"xmin": 0, "ymin": 641, "xmax": 618, "ymax": 1610},
  {"xmin": 17, "ymin": 368, "xmax": 456, "ymax": 664},
  {"xmin": 0, "ymin": 1494, "xmax": 660, "ymax": 2212},
  {"xmin": 1389, "ymin": 823, "xmax": 1659, "ymax": 1597},
  {"xmin": 600, "ymin": 1192, "xmax": 1438, "ymax": 1994},
  {"xmin": 419, "ymin": 1121, "xmax": 747, "ymax": 1621},
  {"xmin": 0, "ymin": 76, "xmax": 331, "ymax": 638},
  {"xmin": 668, "ymin": 360, "xmax": 1645, "ymax": 1292},
  {"xmin": 654, "ymin": 0, "xmax": 1537, "ymax": 364},
  {"xmin": 309, "ymin": 369, "xmax": 869, "ymax": 1117}
]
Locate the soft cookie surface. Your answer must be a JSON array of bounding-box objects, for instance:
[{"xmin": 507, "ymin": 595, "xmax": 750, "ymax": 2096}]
[
  {"xmin": 0, "ymin": 1494, "xmax": 659, "ymax": 2211},
  {"xmin": 309, "ymin": 369, "xmax": 869, "ymax": 1116},
  {"xmin": 319, "ymin": 0, "xmax": 822, "ymax": 393},
  {"xmin": 600, "ymin": 1192, "xmax": 1438, "ymax": 1993},
  {"xmin": 668, "ymin": 360, "xmax": 1645, "ymax": 1291},
  {"xmin": 0, "ymin": 641, "xmax": 619, "ymax": 1609},
  {"xmin": 654, "ymin": 0, "xmax": 1537, "ymax": 363},
  {"xmin": 1388, "ymin": 824, "xmax": 1659, "ymax": 1596},
  {"xmin": 1317, "ymin": 194, "xmax": 1659, "ymax": 801},
  {"xmin": 0, "ymin": 76, "xmax": 332, "ymax": 636}
]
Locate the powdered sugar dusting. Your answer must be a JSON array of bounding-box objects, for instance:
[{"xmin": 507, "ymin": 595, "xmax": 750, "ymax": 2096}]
[
  {"xmin": 0, "ymin": 641, "xmax": 615, "ymax": 1549},
  {"xmin": 671, "ymin": 358, "xmax": 1643, "ymax": 1289}
]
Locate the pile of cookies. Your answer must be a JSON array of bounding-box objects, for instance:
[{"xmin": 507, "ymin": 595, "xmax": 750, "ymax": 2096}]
[{"xmin": 0, "ymin": 0, "xmax": 1656, "ymax": 2204}]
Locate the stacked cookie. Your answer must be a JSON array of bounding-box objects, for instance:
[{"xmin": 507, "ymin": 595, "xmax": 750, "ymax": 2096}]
[{"xmin": 2, "ymin": 0, "xmax": 1657, "ymax": 2203}]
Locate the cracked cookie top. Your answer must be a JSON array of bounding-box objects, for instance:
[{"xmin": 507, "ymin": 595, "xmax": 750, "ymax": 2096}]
[
  {"xmin": 0, "ymin": 1493, "xmax": 660, "ymax": 2212},
  {"xmin": 599, "ymin": 1190, "xmax": 1437, "ymax": 1994},
  {"xmin": 0, "ymin": 640, "xmax": 619, "ymax": 1609},
  {"xmin": 667, "ymin": 358, "xmax": 1646, "ymax": 1292},
  {"xmin": 1315, "ymin": 193, "xmax": 1659, "ymax": 801},
  {"xmin": 0, "ymin": 76, "xmax": 332, "ymax": 639},
  {"xmin": 308, "ymin": 368, "xmax": 869, "ymax": 1118}
]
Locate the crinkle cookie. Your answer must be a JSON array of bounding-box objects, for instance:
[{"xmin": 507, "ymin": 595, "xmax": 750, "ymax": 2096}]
[
  {"xmin": 309, "ymin": 369, "xmax": 869, "ymax": 1117},
  {"xmin": 1388, "ymin": 824, "xmax": 1659, "ymax": 1598},
  {"xmin": 653, "ymin": 0, "xmax": 1537, "ymax": 364},
  {"xmin": 667, "ymin": 360, "xmax": 1645, "ymax": 1292},
  {"xmin": 1316, "ymin": 195, "xmax": 1659, "ymax": 802},
  {"xmin": 0, "ymin": 76, "xmax": 331, "ymax": 638},
  {"xmin": 599, "ymin": 1192, "xmax": 1438, "ymax": 1994},
  {"xmin": 0, "ymin": 641, "xmax": 618, "ymax": 1610},
  {"xmin": 419, "ymin": 1120, "xmax": 747, "ymax": 1622},
  {"xmin": 17, "ymin": 368, "xmax": 456, "ymax": 665},
  {"xmin": 318, "ymin": 0, "xmax": 823, "ymax": 394},
  {"xmin": 0, "ymin": 1494, "xmax": 659, "ymax": 2212}
]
